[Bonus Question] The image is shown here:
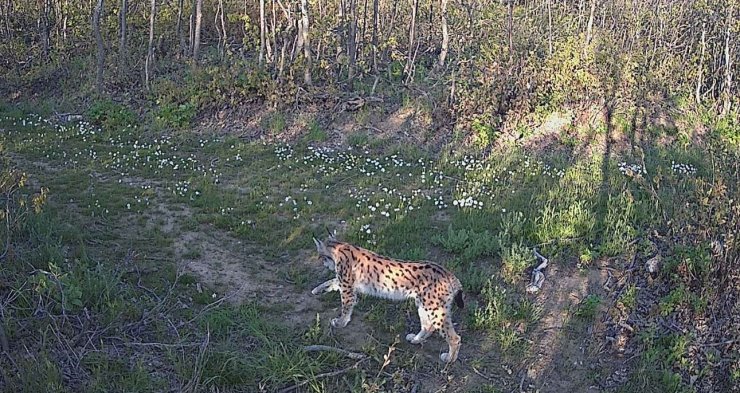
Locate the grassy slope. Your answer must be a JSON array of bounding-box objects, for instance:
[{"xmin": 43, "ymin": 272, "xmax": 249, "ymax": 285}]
[{"xmin": 0, "ymin": 101, "xmax": 737, "ymax": 392}]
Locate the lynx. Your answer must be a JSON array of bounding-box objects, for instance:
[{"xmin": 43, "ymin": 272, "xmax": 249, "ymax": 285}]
[{"xmin": 311, "ymin": 233, "xmax": 464, "ymax": 363}]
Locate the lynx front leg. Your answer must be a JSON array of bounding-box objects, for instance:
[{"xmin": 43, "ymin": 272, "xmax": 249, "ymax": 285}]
[
  {"xmin": 331, "ymin": 285, "xmax": 356, "ymax": 328},
  {"xmin": 311, "ymin": 278, "xmax": 339, "ymax": 295}
]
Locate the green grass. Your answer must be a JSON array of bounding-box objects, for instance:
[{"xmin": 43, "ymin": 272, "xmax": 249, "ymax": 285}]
[
  {"xmin": 1, "ymin": 102, "xmax": 736, "ymax": 392},
  {"xmin": 574, "ymin": 294, "xmax": 602, "ymax": 319}
]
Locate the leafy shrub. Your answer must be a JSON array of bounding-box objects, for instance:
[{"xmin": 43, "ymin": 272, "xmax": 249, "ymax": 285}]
[
  {"xmin": 155, "ymin": 101, "xmax": 196, "ymax": 130},
  {"xmin": 432, "ymin": 224, "xmax": 497, "ymax": 262},
  {"xmin": 501, "ymin": 242, "xmax": 531, "ymax": 284},
  {"xmin": 87, "ymin": 99, "xmax": 137, "ymax": 131}
]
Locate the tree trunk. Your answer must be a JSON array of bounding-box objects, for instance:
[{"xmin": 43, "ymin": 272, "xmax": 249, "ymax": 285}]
[
  {"xmin": 62, "ymin": 0, "xmax": 68, "ymax": 44},
  {"xmin": 119, "ymin": 0, "xmax": 127, "ymax": 70},
  {"xmin": 695, "ymin": 22, "xmax": 706, "ymax": 105},
  {"xmin": 437, "ymin": 0, "xmax": 449, "ymax": 69},
  {"xmin": 145, "ymin": 0, "xmax": 155, "ymax": 90},
  {"xmin": 176, "ymin": 0, "xmax": 185, "ymax": 58},
  {"xmin": 259, "ymin": 0, "xmax": 265, "ymax": 65},
  {"xmin": 215, "ymin": 0, "xmax": 225, "ymax": 59},
  {"xmin": 405, "ymin": 0, "xmax": 418, "ymax": 81},
  {"xmin": 583, "ymin": 0, "xmax": 596, "ymax": 55},
  {"xmin": 2, "ymin": 0, "xmax": 11, "ymax": 40},
  {"xmin": 722, "ymin": 3, "xmax": 733, "ymax": 115},
  {"xmin": 547, "ymin": 0, "xmax": 552, "ymax": 56},
  {"xmin": 192, "ymin": 0, "xmax": 202, "ymax": 63},
  {"xmin": 300, "ymin": 0, "xmax": 311, "ymax": 84},
  {"xmin": 93, "ymin": 0, "xmax": 104, "ymax": 95},
  {"xmin": 39, "ymin": 0, "xmax": 49, "ymax": 61},
  {"xmin": 347, "ymin": 0, "xmax": 357, "ymax": 85},
  {"xmin": 507, "ymin": 0, "xmax": 513, "ymax": 63},
  {"xmin": 270, "ymin": 0, "xmax": 277, "ymax": 64},
  {"xmin": 371, "ymin": 0, "xmax": 378, "ymax": 73}
]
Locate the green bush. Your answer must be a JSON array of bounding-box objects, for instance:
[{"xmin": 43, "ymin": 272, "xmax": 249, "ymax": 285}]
[
  {"xmin": 87, "ymin": 99, "xmax": 137, "ymax": 131},
  {"xmin": 155, "ymin": 101, "xmax": 196, "ymax": 130}
]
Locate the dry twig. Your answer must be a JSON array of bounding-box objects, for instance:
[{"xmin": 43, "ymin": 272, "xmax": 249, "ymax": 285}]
[
  {"xmin": 303, "ymin": 344, "xmax": 367, "ymax": 359},
  {"xmin": 277, "ymin": 357, "xmax": 369, "ymax": 393}
]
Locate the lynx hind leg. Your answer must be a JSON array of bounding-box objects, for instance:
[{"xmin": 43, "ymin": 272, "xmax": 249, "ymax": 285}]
[
  {"xmin": 439, "ymin": 315, "xmax": 461, "ymax": 363},
  {"xmin": 406, "ymin": 305, "xmax": 435, "ymax": 344}
]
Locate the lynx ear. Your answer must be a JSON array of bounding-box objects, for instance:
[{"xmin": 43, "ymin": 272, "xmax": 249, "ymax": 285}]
[
  {"xmin": 325, "ymin": 227, "xmax": 336, "ymax": 240},
  {"xmin": 312, "ymin": 237, "xmax": 324, "ymax": 252}
]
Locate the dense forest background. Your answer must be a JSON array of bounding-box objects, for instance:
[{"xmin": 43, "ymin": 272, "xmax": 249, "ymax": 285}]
[{"xmin": 1, "ymin": 0, "xmax": 737, "ymax": 137}]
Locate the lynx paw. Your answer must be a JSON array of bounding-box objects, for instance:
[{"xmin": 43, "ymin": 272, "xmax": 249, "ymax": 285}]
[
  {"xmin": 440, "ymin": 352, "xmax": 455, "ymax": 363},
  {"xmin": 331, "ymin": 317, "xmax": 349, "ymax": 328}
]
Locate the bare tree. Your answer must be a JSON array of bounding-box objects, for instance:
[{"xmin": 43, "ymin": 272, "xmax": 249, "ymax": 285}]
[
  {"xmin": 119, "ymin": 0, "xmax": 127, "ymax": 70},
  {"xmin": 583, "ymin": 0, "xmax": 597, "ymax": 55},
  {"xmin": 438, "ymin": 0, "xmax": 449, "ymax": 69},
  {"xmin": 193, "ymin": 0, "xmax": 202, "ymax": 63},
  {"xmin": 176, "ymin": 0, "xmax": 185, "ymax": 58},
  {"xmin": 39, "ymin": 0, "xmax": 49, "ymax": 61},
  {"xmin": 696, "ymin": 22, "xmax": 706, "ymax": 105},
  {"xmin": 215, "ymin": 0, "xmax": 227, "ymax": 59},
  {"xmin": 722, "ymin": 2, "xmax": 733, "ymax": 115},
  {"xmin": 371, "ymin": 0, "xmax": 379, "ymax": 73},
  {"xmin": 2, "ymin": 0, "xmax": 11, "ymax": 40},
  {"xmin": 507, "ymin": 0, "xmax": 513, "ymax": 63},
  {"xmin": 145, "ymin": 0, "xmax": 156, "ymax": 90},
  {"xmin": 259, "ymin": 0, "xmax": 266, "ymax": 65},
  {"xmin": 347, "ymin": 0, "xmax": 358, "ymax": 84},
  {"xmin": 547, "ymin": 0, "xmax": 552, "ymax": 56},
  {"xmin": 405, "ymin": 0, "xmax": 419, "ymax": 82},
  {"xmin": 300, "ymin": 0, "xmax": 312, "ymax": 84},
  {"xmin": 93, "ymin": 0, "xmax": 104, "ymax": 95}
]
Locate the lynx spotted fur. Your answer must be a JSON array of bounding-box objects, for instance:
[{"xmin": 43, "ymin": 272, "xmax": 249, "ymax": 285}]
[{"xmin": 311, "ymin": 234, "xmax": 464, "ymax": 363}]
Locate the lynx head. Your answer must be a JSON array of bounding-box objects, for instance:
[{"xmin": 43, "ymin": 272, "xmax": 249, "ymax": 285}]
[{"xmin": 313, "ymin": 228, "xmax": 337, "ymax": 271}]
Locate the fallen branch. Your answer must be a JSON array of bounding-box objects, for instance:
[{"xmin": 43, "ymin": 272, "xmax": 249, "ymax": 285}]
[
  {"xmin": 303, "ymin": 345, "xmax": 367, "ymax": 359},
  {"xmin": 277, "ymin": 358, "xmax": 368, "ymax": 393}
]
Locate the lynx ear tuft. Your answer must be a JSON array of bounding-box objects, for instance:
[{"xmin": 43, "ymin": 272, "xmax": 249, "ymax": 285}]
[{"xmin": 312, "ymin": 237, "xmax": 323, "ymax": 251}]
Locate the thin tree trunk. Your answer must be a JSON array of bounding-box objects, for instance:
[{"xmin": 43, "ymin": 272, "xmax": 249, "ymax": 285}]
[
  {"xmin": 507, "ymin": 0, "xmax": 513, "ymax": 63},
  {"xmin": 300, "ymin": 0, "xmax": 311, "ymax": 84},
  {"xmin": 193, "ymin": 0, "xmax": 202, "ymax": 63},
  {"xmin": 405, "ymin": 0, "xmax": 418, "ymax": 80},
  {"xmin": 722, "ymin": 3, "xmax": 733, "ymax": 115},
  {"xmin": 119, "ymin": 0, "xmax": 127, "ymax": 70},
  {"xmin": 220, "ymin": 0, "xmax": 226, "ymax": 56},
  {"xmin": 189, "ymin": 3, "xmax": 194, "ymax": 56},
  {"xmin": 347, "ymin": 0, "xmax": 357, "ymax": 85},
  {"xmin": 359, "ymin": 0, "xmax": 368, "ymax": 63},
  {"xmin": 547, "ymin": 0, "xmax": 552, "ymax": 56},
  {"xmin": 215, "ymin": 0, "xmax": 223, "ymax": 58},
  {"xmin": 62, "ymin": 0, "xmax": 68, "ymax": 43},
  {"xmin": 176, "ymin": 0, "xmax": 185, "ymax": 58},
  {"xmin": 93, "ymin": 0, "xmax": 104, "ymax": 95},
  {"xmin": 696, "ymin": 22, "xmax": 706, "ymax": 105},
  {"xmin": 371, "ymin": 0, "xmax": 378, "ymax": 73},
  {"xmin": 39, "ymin": 0, "xmax": 49, "ymax": 61},
  {"xmin": 259, "ymin": 0, "xmax": 265, "ymax": 65},
  {"xmin": 3, "ymin": 0, "xmax": 11, "ymax": 40},
  {"xmin": 145, "ymin": 0, "xmax": 155, "ymax": 90},
  {"xmin": 271, "ymin": 0, "xmax": 277, "ymax": 64},
  {"xmin": 583, "ymin": 0, "xmax": 596, "ymax": 55},
  {"xmin": 437, "ymin": 0, "xmax": 449, "ymax": 69}
]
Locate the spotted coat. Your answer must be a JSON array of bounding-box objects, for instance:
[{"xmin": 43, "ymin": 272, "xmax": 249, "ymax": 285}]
[{"xmin": 311, "ymin": 235, "xmax": 464, "ymax": 363}]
